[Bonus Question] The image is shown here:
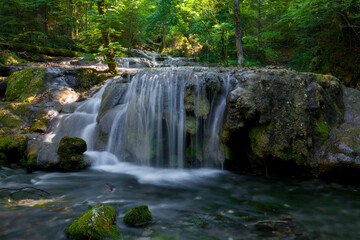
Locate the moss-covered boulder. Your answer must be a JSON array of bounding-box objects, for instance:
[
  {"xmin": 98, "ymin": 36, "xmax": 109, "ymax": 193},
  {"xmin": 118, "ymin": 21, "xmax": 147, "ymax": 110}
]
[
  {"xmin": 5, "ymin": 67, "xmax": 45, "ymax": 102},
  {"xmin": 0, "ymin": 109, "xmax": 24, "ymax": 128},
  {"xmin": 226, "ymin": 69, "xmax": 344, "ymax": 170},
  {"xmin": 0, "ymin": 134, "xmax": 28, "ymax": 167},
  {"xmin": 57, "ymin": 136, "xmax": 88, "ymax": 171},
  {"xmin": 65, "ymin": 205, "xmax": 120, "ymax": 240},
  {"xmin": 123, "ymin": 205, "xmax": 152, "ymax": 227}
]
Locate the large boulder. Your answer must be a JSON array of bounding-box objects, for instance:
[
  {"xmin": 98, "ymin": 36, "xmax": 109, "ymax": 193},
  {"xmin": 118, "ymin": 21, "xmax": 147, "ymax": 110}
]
[
  {"xmin": 65, "ymin": 205, "xmax": 120, "ymax": 240},
  {"xmin": 226, "ymin": 68, "xmax": 344, "ymax": 170}
]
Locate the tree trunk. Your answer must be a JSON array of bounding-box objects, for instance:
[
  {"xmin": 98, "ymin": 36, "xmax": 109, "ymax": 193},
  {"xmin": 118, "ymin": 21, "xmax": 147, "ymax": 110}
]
[
  {"xmin": 233, "ymin": 0, "xmax": 244, "ymax": 67},
  {"xmin": 97, "ymin": 0, "xmax": 118, "ymax": 74},
  {"xmin": 256, "ymin": 0, "xmax": 262, "ymax": 60},
  {"xmin": 159, "ymin": 23, "xmax": 167, "ymax": 54}
]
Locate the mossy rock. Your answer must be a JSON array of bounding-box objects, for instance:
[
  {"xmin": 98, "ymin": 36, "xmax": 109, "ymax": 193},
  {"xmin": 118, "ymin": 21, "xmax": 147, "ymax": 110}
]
[
  {"xmin": 5, "ymin": 67, "xmax": 45, "ymax": 102},
  {"xmin": 65, "ymin": 205, "xmax": 120, "ymax": 240},
  {"xmin": 185, "ymin": 116, "xmax": 198, "ymax": 135},
  {"xmin": 184, "ymin": 87, "xmax": 210, "ymax": 118},
  {"xmin": 75, "ymin": 68, "xmax": 109, "ymax": 92},
  {"xmin": 249, "ymin": 125, "xmax": 307, "ymax": 165},
  {"xmin": 315, "ymin": 120, "xmax": 331, "ymax": 144},
  {"xmin": 0, "ymin": 109, "xmax": 24, "ymax": 128},
  {"xmin": 20, "ymin": 145, "xmax": 38, "ymax": 171},
  {"xmin": 0, "ymin": 134, "xmax": 28, "ymax": 165},
  {"xmin": 57, "ymin": 136, "xmax": 88, "ymax": 171},
  {"xmin": 123, "ymin": 205, "xmax": 152, "ymax": 227}
]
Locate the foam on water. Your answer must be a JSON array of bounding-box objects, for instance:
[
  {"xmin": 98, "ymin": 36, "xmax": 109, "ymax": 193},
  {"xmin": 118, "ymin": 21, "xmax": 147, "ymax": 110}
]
[{"xmin": 85, "ymin": 150, "xmax": 222, "ymax": 186}]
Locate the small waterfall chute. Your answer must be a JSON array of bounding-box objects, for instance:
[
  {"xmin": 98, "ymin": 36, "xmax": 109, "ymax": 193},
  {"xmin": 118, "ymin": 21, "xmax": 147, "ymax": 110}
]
[{"xmin": 49, "ymin": 68, "xmax": 233, "ymax": 169}]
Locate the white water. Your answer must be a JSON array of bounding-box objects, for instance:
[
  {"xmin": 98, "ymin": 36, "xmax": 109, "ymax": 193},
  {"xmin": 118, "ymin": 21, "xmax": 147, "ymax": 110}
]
[{"xmin": 49, "ymin": 68, "xmax": 232, "ymax": 170}]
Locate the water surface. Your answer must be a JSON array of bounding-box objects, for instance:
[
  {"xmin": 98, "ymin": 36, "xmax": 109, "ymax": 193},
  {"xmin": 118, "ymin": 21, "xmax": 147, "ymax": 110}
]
[{"xmin": 1, "ymin": 164, "xmax": 359, "ymax": 240}]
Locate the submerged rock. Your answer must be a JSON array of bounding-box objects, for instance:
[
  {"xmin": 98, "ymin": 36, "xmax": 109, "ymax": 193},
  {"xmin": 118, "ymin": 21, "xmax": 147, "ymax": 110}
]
[
  {"xmin": 123, "ymin": 205, "xmax": 152, "ymax": 226},
  {"xmin": 57, "ymin": 136, "xmax": 88, "ymax": 171},
  {"xmin": 65, "ymin": 205, "xmax": 120, "ymax": 240}
]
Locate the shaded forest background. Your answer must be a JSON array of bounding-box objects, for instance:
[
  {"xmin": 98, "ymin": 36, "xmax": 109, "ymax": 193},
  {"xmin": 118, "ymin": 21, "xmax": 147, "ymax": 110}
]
[{"xmin": 0, "ymin": 0, "xmax": 359, "ymax": 87}]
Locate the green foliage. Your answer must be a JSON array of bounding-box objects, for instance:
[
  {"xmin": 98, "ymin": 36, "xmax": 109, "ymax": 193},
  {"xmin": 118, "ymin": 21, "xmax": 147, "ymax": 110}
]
[
  {"xmin": 0, "ymin": 0, "xmax": 358, "ymax": 84},
  {"xmin": 65, "ymin": 205, "xmax": 120, "ymax": 240},
  {"xmin": 123, "ymin": 205, "xmax": 152, "ymax": 226}
]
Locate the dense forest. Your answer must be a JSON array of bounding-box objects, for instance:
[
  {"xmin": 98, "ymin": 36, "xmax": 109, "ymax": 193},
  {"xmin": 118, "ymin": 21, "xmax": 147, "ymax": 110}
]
[{"xmin": 0, "ymin": 0, "xmax": 359, "ymax": 85}]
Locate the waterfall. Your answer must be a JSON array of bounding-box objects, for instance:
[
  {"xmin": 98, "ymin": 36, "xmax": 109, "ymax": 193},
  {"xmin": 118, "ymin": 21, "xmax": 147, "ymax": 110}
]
[{"xmin": 50, "ymin": 68, "xmax": 232, "ymax": 169}]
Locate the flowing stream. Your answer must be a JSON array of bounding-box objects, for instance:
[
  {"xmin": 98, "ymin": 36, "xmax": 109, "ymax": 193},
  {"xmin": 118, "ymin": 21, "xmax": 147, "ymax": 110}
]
[{"xmin": 1, "ymin": 167, "xmax": 359, "ymax": 239}]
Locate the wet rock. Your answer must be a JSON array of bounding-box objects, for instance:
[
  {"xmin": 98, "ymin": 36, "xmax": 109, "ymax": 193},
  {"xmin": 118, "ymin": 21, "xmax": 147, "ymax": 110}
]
[
  {"xmin": 116, "ymin": 57, "xmax": 155, "ymax": 68},
  {"xmin": 34, "ymin": 142, "xmax": 59, "ymax": 170},
  {"xmin": 65, "ymin": 205, "xmax": 120, "ymax": 240},
  {"xmin": 314, "ymin": 87, "xmax": 360, "ymax": 177},
  {"xmin": 57, "ymin": 136, "xmax": 88, "ymax": 171},
  {"xmin": 123, "ymin": 205, "xmax": 152, "ymax": 227},
  {"xmin": 97, "ymin": 78, "xmax": 128, "ymax": 123},
  {"xmin": 226, "ymin": 69, "xmax": 344, "ymax": 168}
]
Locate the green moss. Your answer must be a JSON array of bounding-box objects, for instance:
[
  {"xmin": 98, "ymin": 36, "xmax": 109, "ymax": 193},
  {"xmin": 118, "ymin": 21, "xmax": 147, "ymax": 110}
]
[
  {"xmin": 0, "ymin": 110, "xmax": 24, "ymax": 128},
  {"xmin": 65, "ymin": 205, "xmax": 120, "ymax": 240},
  {"xmin": 6, "ymin": 103, "xmax": 31, "ymax": 119},
  {"xmin": 75, "ymin": 68, "xmax": 109, "ymax": 92},
  {"xmin": 315, "ymin": 120, "xmax": 331, "ymax": 144},
  {"xmin": 5, "ymin": 67, "xmax": 45, "ymax": 102},
  {"xmin": 278, "ymin": 147, "xmax": 307, "ymax": 165},
  {"xmin": 0, "ymin": 134, "xmax": 28, "ymax": 165},
  {"xmin": 248, "ymin": 125, "xmax": 270, "ymax": 158},
  {"xmin": 30, "ymin": 110, "xmax": 48, "ymax": 133},
  {"xmin": 123, "ymin": 205, "xmax": 152, "ymax": 226},
  {"xmin": 184, "ymin": 89, "xmax": 210, "ymax": 118},
  {"xmin": 57, "ymin": 136, "xmax": 88, "ymax": 171},
  {"xmin": 249, "ymin": 125, "xmax": 308, "ymax": 165},
  {"xmin": 186, "ymin": 116, "xmax": 198, "ymax": 135},
  {"xmin": 20, "ymin": 145, "xmax": 37, "ymax": 171}
]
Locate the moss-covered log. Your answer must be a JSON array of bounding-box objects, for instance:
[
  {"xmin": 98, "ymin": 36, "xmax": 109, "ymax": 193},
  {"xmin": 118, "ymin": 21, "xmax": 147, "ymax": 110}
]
[{"xmin": 0, "ymin": 42, "xmax": 79, "ymax": 57}]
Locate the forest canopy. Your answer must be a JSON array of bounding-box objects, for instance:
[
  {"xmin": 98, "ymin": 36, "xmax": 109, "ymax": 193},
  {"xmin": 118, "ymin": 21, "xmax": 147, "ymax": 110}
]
[{"xmin": 0, "ymin": 0, "xmax": 359, "ymax": 86}]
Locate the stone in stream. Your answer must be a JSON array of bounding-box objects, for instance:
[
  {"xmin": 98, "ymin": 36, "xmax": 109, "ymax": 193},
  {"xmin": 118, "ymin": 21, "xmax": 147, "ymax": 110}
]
[
  {"xmin": 123, "ymin": 205, "xmax": 152, "ymax": 227},
  {"xmin": 57, "ymin": 136, "xmax": 88, "ymax": 171},
  {"xmin": 65, "ymin": 205, "xmax": 120, "ymax": 240}
]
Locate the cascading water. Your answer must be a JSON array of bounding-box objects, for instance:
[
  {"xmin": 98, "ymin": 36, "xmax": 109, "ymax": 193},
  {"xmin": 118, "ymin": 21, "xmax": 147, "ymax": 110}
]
[{"xmin": 50, "ymin": 68, "xmax": 233, "ymax": 169}]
